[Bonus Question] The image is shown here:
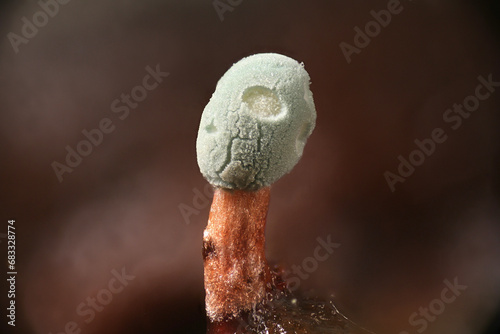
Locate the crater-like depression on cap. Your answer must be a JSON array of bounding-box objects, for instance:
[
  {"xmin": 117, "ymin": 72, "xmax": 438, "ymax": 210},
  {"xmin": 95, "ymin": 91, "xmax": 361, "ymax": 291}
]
[{"xmin": 241, "ymin": 86, "xmax": 284, "ymax": 119}]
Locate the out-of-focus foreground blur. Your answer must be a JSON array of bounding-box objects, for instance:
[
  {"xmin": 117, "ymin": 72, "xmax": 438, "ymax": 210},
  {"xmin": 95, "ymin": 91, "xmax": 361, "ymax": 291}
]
[{"xmin": 0, "ymin": 0, "xmax": 499, "ymax": 333}]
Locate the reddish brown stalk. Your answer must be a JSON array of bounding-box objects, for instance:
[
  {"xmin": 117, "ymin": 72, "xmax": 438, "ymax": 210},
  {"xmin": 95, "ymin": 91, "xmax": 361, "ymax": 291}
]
[{"xmin": 203, "ymin": 187, "xmax": 272, "ymax": 322}]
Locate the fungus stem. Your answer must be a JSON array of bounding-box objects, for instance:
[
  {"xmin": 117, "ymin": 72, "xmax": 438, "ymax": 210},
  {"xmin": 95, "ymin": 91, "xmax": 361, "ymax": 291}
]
[{"xmin": 203, "ymin": 187, "xmax": 271, "ymax": 322}]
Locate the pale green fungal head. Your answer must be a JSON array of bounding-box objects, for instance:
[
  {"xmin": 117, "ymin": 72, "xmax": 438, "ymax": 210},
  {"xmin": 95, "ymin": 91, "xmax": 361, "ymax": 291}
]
[{"xmin": 196, "ymin": 53, "xmax": 316, "ymax": 190}]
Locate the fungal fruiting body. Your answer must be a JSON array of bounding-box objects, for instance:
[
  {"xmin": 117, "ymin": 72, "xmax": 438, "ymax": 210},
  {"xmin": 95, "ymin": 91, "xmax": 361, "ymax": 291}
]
[
  {"xmin": 196, "ymin": 53, "xmax": 316, "ymax": 190},
  {"xmin": 196, "ymin": 53, "xmax": 316, "ymax": 323}
]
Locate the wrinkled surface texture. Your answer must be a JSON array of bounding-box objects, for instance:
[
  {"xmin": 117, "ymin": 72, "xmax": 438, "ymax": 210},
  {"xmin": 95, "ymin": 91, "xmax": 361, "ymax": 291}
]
[
  {"xmin": 1, "ymin": 1, "xmax": 499, "ymax": 334},
  {"xmin": 197, "ymin": 53, "xmax": 316, "ymax": 190}
]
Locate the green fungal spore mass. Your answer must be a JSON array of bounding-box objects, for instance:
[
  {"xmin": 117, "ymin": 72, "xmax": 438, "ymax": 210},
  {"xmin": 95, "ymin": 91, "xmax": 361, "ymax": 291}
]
[{"xmin": 196, "ymin": 53, "xmax": 316, "ymax": 190}]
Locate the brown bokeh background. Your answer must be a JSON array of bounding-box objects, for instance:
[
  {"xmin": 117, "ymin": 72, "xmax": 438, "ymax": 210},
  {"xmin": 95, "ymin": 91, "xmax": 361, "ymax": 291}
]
[{"xmin": 0, "ymin": 0, "xmax": 499, "ymax": 333}]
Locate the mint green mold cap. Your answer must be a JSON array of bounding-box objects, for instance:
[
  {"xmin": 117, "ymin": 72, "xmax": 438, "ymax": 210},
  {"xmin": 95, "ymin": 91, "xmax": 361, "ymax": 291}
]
[{"xmin": 196, "ymin": 53, "xmax": 316, "ymax": 190}]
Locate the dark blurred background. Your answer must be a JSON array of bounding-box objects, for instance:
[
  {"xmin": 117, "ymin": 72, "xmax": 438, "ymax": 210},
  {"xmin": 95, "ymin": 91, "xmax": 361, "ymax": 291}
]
[{"xmin": 0, "ymin": 0, "xmax": 499, "ymax": 333}]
